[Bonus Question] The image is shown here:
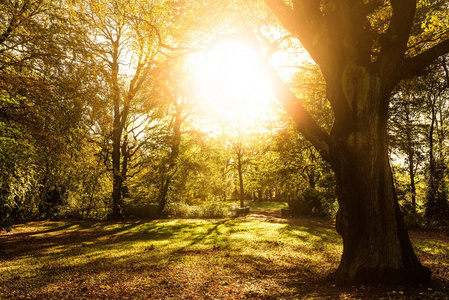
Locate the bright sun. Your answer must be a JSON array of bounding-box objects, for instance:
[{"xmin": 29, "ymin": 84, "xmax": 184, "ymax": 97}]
[{"xmin": 194, "ymin": 38, "xmax": 273, "ymax": 129}]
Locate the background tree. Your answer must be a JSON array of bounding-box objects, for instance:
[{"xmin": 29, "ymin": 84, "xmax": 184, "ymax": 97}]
[
  {"xmin": 228, "ymin": 127, "xmax": 252, "ymax": 208},
  {"xmin": 267, "ymin": 117, "xmax": 336, "ymax": 216},
  {"xmin": 389, "ymin": 80, "xmax": 427, "ymax": 213},
  {"xmin": 389, "ymin": 56, "xmax": 449, "ymax": 227},
  {"xmin": 1, "ymin": 0, "xmax": 100, "ymax": 226},
  {"xmin": 72, "ymin": 0, "xmax": 171, "ymax": 219},
  {"xmin": 154, "ymin": 72, "xmax": 194, "ymax": 217},
  {"xmin": 421, "ymin": 59, "xmax": 449, "ymax": 222}
]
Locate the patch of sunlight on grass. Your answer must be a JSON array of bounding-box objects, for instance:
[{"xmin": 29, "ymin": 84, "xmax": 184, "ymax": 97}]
[
  {"xmin": 248, "ymin": 201, "xmax": 288, "ymax": 210},
  {"xmin": 225, "ymin": 201, "xmax": 288, "ymax": 210},
  {"xmin": 2, "ymin": 257, "xmax": 39, "ymax": 279},
  {"xmin": 2, "ymin": 219, "xmax": 344, "ymax": 282},
  {"xmin": 412, "ymin": 237, "xmax": 449, "ymax": 271},
  {"xmin": 0, "ymin": 262, "xmax": 21, "ymax": 275},
  {"xmin": 413, "ymin": 238, "xmax": 449, "ymax": 256},
  {"xmin": 224, "ymin": 221, "xmax": 286, "ymax": 244},
  {"xmin": 3, "ymin": 220, "xmax": 449, "ymax": 300}
]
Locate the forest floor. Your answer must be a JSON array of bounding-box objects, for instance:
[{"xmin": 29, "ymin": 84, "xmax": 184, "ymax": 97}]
[{"xmin": 1, "ymin": 203, "xmax": 448, "ymax": 299}]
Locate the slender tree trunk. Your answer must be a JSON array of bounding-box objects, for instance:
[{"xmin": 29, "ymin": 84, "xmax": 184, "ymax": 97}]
[
  {"xmin": 404, "ymin": 104, "xmax": 416, "ymax": 212},
  {"xmin": 120, "ymin": 132, "xmax": 130, "ymax": 199},
  {"xmin": 110, "ymin": 39, "xmax": 124, "ymax": 220},
  {"xmin": 111, "ymin": 108, "xmax": 123, "ymax": 220},
  {"xmin": 435, "ymin": 105, "xmax": 448, "ymax": 219},
  {"xmin": 425, "ymin": 99, "xmax": 437, "ymax": 220},
  {"xmin": 408, "ymin": 154, "xmax": 417, "ymax": 212},
  {"xmin": 157, "ymin": 177, "xmax": 171, "ymax": 217},
  {"xmin": 306, "ymin": 170, "xmax": 316, "ymax": 189},
  {"xmin": 237, "ymin": 156, "xmax": 245, "ymax": 208}
]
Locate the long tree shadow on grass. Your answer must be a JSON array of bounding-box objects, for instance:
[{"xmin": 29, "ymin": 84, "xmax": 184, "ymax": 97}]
[
  {"xmin": 1, "ymin": 219, "xmax": 448, "ymax": 299},
  {"xmin": 0, "ymin": 219, "xmax": 338, "ymax": 299},
  {"xmin": 0, "ymin": 220, "xmax": 170, "ymax": 259}
]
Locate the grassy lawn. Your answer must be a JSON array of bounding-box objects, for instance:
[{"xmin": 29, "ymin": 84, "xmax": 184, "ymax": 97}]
[
  {"xmin": 247, "ymin": 201, "xmax": 288, "ymax": 210},
  {"xmin": 1, "ymin": 216, "xmax": 448, "ymax": 299}
]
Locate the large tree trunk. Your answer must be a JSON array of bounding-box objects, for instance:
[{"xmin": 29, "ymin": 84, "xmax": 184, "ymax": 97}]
[
  {"xmin": 262, "ymin": 0, "xmax": 449, "ymax": 286},
  {"xmin": 330, "ymin": 134, "xmax": 430, "ymax": 284},
  {"xmin": 267, "ymin": 54, "xmax": 432, "ymax": 284},
  {"xmin": 327, "ymin": 77, "xmax": 430, "ymax": 284}
]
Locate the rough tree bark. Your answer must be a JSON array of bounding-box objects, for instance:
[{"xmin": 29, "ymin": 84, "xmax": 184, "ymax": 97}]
[
  {"xmin": 264, "ymin": 0, "xmax": 449, "ymax": 285},
  {"xmin": 327, "ymin": 78, "xmax": 429, "ymax": 284}
]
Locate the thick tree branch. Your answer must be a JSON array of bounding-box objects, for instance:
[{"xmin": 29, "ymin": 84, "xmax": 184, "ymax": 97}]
[
  {"xmin": 403, "ymin": 39, "xmax": 449, "ymax": 79},
  {"xmin": 263, "ymin": 0, "xmax": 298, "ymax": 36},
  {"xmin": 383, "ymin": 0, "xmax": 417, "ymax": 54},
  {"xmin": 263, "ymin": 0, "xmax": 324, "ymax": 64},
  {"xmin": 378, "ymin": 0, "xmax": 416, "ymax": 89},
  {"xmin": 266, "ymin": 63, "xmax": 330, "ymax": 161}
]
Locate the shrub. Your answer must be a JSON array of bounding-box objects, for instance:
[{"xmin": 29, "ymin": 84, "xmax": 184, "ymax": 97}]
[
  {"xmin": 166, "ymin": 202, "xmax": 228, "ymax": 219},
  {"xmin": 124, "ymin": 203, "xmax": 159, "ymax": 219},
  {"xmin": 403, "ymin": 212, "xmax": 426, "ymax": 230},
  {"xmin": 288, "ymin": 188, "xmax": 336, "ymax": 218}
]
